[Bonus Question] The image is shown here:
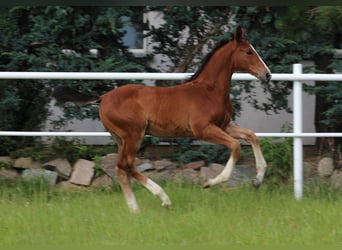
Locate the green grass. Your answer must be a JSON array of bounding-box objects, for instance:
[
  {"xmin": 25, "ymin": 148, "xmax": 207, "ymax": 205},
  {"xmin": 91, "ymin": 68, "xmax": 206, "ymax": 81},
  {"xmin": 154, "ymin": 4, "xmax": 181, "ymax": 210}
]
[{"xmin": 0, "ymin": 180, "xmax": 342, "ymax": 246}]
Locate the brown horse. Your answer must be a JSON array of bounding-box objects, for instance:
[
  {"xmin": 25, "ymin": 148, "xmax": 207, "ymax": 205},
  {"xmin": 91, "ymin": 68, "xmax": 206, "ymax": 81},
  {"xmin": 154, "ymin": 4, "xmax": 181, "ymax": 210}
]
[{"xmin": 53, "ymin": 27, "xmax": 271, "ymax": 212}]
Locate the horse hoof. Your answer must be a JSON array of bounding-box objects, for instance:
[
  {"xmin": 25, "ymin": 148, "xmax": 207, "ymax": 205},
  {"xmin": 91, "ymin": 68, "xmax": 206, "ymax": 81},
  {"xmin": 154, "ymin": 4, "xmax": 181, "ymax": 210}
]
[
  {"xmin": 252, "ymin": 179, "xmax": 261, "ymax": 189},
  {"xmin": 203, "ymin": 181, "xmax": 211, "ymax": 189},
  {"xmin": 164, "ymin": 205, "xmax": 172, "ymax": 210},
  {"xmin": 129, "ymin": 206, "xmax": 140, "ymax": 214},
  {"xmin": 162, "ymin": 200, "xmax": 172, "ymax": 209}
]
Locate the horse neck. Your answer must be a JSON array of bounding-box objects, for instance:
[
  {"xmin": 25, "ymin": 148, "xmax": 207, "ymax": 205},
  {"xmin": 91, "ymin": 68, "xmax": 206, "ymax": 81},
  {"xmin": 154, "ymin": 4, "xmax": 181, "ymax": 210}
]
[{"xmin": 194, "ymin": 42, "xmax": 236, "ymax": 94}]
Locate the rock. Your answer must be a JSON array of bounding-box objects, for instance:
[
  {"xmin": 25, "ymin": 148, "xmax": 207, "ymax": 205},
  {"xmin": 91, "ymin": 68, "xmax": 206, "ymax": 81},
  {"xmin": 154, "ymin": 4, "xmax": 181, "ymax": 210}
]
[
  {"xmin": 226, "ymin": 165, "xmax": 256, "ymax": 187},
  {"xmin": 13, "ymin": 157, "xmax": 41, "ymax": 169},
  {"xmin": 200, "ymin": 163, "xmax": 224, "ymax": 180},
  {"xmin": 70, "ymin": 159, "xmax": 95, "ymax": 186},
  {"xmin": 330, "ymin": 170, "xmax": 342, "ymax": 190},
  {"xmin": 43, "ymin": 158, "xmax": 72, "ymax": 179},
  {"xmin": 200, "ymin": 167, "xmax": 214, "ymax": 180},
  {"xmin": 154, "ymin": 159, "xmax": 177, "ymax": 172},
  {"xmin": 137, "ymin": 160, "xmax": 154, "ymax": 172},
  {"xmin": 100, "ymin": 153, "xmax": 117, "ymax": 178},
  {"xmin": 145, "ymin": 169, "xmax": 175, "ymax": 182},
  {"xmin": 184, "ymin": 160, "xmax": 205, "ymax": 170},
  {"xmin": 0, "ymin": 156, "xmax": 11, "ymax": 160},
  {"xmin": 13, "ymin": 157, "xmax": 30, "ymax": 169},
  {"xmin": 22, "ymin": 169, "xmax": 58, "ymax": 186},
  {"xmin": 211, "ymin": 163, "xmax": 225, "ymax": 172},
  {"xmin": 56, "ymin": 181, "xmax": 84, "ymax": 190},
  {"xmin": 303, "ymin": 161, "xmax": 318, "ymax": 186},
  {"xmin": 91, "ymin": 174, "xmax": 113, "ymax": 188},
  {"xmin": 135, "ymin": 158, "xmax": 145, "ymax": 166},
  {"xmin": 174, "ymin": 168, "xmax": 201, "ymax": 183},
  {"xmin": 200, "ymin": 163, "xmax": 256, "ymax": 187},
  {"xmin": 317, "ymin": 157, "xmax": 334, "ymax": 178},
  {"xmin": 0, "ymin": 169, "xmax": 19, "ymax": 181}
]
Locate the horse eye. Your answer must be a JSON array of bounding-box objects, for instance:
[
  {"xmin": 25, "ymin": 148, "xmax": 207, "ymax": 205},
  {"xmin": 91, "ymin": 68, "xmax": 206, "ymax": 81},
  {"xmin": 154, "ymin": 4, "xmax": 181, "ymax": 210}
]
[{"xmin": 246, "ymin": 50, "xmax": 253, "ymax": 55}]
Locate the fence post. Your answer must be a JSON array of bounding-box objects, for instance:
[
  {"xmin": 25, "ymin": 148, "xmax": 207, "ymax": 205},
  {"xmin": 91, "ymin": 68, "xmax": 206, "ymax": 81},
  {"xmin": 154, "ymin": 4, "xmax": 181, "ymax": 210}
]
[{"xmin": 293, "ymin": 64, "xmax": 303, "ymax": 200}]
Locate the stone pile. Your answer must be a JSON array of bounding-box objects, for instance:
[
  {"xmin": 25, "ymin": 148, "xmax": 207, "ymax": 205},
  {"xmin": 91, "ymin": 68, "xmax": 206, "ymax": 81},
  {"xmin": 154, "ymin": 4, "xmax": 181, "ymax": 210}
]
[
  {"xmin": 0, "ymin": 154, "xmax": 258, "ymax": 189},
  {"xmin": 1, "ymin": 154, "xmax": 341, "ymax": 190}
]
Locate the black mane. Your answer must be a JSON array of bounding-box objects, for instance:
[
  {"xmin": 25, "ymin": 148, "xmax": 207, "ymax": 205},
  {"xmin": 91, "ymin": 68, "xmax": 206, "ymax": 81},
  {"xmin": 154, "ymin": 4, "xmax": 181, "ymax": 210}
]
[{"xmin": 185, "ymin": 38, "xmax": 231, "ymax": 82}]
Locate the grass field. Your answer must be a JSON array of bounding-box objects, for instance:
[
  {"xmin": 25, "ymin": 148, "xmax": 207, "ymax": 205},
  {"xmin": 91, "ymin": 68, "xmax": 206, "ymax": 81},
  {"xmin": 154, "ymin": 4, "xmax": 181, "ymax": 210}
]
[{"xmin": 0, "ymin": 179, "xmax": 341, "ymax": 246}]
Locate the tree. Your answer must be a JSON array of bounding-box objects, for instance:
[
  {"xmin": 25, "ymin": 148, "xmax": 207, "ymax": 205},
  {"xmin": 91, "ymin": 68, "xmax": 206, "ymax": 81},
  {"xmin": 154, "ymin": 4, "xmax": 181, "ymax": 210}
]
[
  {"xmin": 0, "ymin": 6, "xmax": 148, "ymax": 154},
  {"xmin": 275, "ymin": 6, "xmax": 342, "ymax": 168}
]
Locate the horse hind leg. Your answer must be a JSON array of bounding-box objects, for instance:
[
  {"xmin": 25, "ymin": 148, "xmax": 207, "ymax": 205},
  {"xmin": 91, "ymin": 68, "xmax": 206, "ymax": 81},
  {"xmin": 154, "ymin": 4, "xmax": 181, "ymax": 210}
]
[
  {"xmin": 116, "ymin": 165, "xmax": 139, "ymax": 213},
  {"xmin": 115, "ymin": 143, "xmax": 140, "ymax": 213},
  {"xmin": 225, "ymin": 124, "xmax": 267, "ymax": 189},
  {"xmin": 116, "ymin": 133, "xmax": 172, "ymax": 211},
  {"xmin": 125, "ymin": 138, "xmax": 172, "ymax": 208}
]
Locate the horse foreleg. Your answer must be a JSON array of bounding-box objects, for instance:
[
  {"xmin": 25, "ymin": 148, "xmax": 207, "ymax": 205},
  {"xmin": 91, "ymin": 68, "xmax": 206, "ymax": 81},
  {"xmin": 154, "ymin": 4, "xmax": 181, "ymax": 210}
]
[
  {"xmin": 225, "ymin": 124, "xmax": 267, "ymax": 188},
  {"xmin": 193, "ymin": 124, "xmax": 241, "ymax": 188},
  {"xmin": 203, "ymin": 156, "xmax": 237, "ymax": 188}
]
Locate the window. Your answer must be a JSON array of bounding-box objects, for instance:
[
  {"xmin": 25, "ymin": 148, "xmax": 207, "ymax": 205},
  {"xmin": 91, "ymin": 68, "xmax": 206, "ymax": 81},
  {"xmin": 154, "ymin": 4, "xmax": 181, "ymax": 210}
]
[{"xmin": 120, "ymin": 12, "xmax": 148, "ymax": 57}]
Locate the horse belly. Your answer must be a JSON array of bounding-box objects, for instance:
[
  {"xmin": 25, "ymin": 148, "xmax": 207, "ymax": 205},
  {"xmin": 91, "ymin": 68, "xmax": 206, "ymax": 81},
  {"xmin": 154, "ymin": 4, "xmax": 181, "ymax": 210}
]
[{"xmin": 146, "ymin": 112, "xmax": 194, "ymax": 138}]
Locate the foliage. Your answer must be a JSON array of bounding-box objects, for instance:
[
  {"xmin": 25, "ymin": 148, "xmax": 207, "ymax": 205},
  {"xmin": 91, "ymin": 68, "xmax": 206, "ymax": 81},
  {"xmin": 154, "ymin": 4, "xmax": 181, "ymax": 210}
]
[
  {"xmin": 261, "ymin": 137, "xmax": 293, "ymax": 186},
  {"xmin": 147, "ymin": 6, "xmax": 235, "ymax": 74},
  {"xmin": 276, "ymin": 6, "xmax": 342, "ymax": 129},
  {"xmin": 9, "ymin": 137, "xmax": 116, "ymax": 164},
  {"xmin": 8, "ymin": 138, "xmax": 77, "ymax": 163},
  {"xmin": 0, "ymin": 158, "xmax": 11, "ymax": 170},
  {"xmin": 0, "ymin": 6, "xmax": 148, "ymax": 154},
  {"xmin": 306, "ymin": 81, "xmax": 342, "ymax": 128},
  {"xmin": 170, "ymin": 138, "xmax": 229, "ymax": 165},
  {"xmin": 307, "ymin": 6, "xmax": 342, "ymax": 34},
  {"xmin": 92, "ymin": 155, "xmax": 106, "ymax": 176},
  {"xmin": 275, "ymin": 6, "xmax": 342, "ymax": 166},
  {"xmin": 44, "ymin": 137, "xmax": 83, "ymax": 164}
]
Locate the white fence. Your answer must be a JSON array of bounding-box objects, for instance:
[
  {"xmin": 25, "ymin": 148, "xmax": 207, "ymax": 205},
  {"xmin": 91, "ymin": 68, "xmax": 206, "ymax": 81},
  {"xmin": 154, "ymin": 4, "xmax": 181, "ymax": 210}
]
[{"xmin": 1, "ymin": 63, "xmax": 342, "ymax": 200}]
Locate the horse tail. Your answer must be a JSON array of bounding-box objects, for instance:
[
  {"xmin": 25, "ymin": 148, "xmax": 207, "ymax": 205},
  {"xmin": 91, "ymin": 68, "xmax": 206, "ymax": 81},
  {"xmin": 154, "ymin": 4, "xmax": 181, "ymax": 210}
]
[{"xmin": 52, "ymin": 85, "xmax": 100, "ymax": 107}]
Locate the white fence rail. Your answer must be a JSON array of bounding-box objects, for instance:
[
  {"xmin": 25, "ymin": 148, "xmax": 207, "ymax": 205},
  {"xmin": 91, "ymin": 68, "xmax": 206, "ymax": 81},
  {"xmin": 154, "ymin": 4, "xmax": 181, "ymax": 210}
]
[{"xmin": 1, "ymin": 63, "xmax": 342, "ymax": 200}]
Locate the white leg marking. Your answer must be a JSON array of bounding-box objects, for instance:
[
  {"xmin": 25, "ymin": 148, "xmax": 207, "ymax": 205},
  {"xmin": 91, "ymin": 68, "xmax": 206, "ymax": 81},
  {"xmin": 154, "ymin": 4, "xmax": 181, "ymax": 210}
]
[
  {"xmin": 225, "ymin": 124, "xmax": 267, "ymax": 187},
  {"xmin": 251, "ymin": 144, "xmax": 267, "ymax": 184},
  {"xmin": 126, "ymin": 193, "xmax": 140, "ymax": 213},
  {"xmin": 207, "ymin": 156, "xmax": 235, "ymax": 186},
  {"xmin": 144, "ymin": 179, "xmax": 172, "ymax": 207}
]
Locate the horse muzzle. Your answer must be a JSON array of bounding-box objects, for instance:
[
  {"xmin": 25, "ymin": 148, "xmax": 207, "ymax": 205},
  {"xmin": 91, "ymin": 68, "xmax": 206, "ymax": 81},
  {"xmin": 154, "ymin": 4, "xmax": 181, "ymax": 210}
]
[{"xmin": 260, "ymin": 71, "xmax": 271, "ymax": 84}]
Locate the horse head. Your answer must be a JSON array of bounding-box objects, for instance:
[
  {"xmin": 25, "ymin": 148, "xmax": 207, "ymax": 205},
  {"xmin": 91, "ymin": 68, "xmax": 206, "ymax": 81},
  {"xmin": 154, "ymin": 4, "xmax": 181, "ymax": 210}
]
[{"xmin": 232, "ymin": 26, "xmax": 271, "ymax": 83}]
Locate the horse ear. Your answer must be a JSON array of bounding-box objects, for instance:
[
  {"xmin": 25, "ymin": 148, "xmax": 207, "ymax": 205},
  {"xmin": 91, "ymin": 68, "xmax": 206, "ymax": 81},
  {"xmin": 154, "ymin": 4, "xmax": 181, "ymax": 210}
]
[{"xmin": 234, "ymin": 26, "xmax": 246, "ymax": 43}]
